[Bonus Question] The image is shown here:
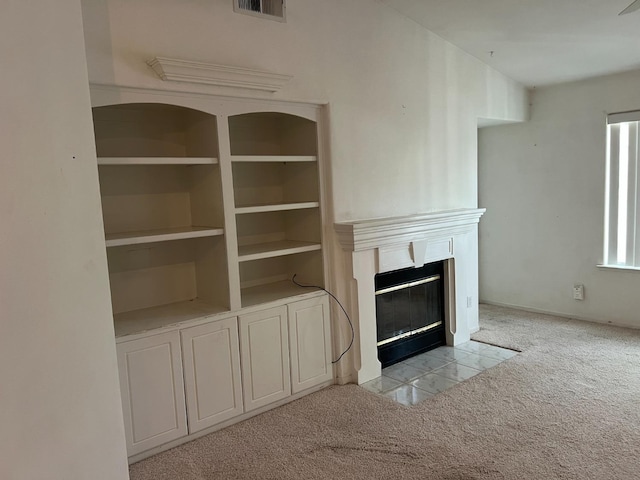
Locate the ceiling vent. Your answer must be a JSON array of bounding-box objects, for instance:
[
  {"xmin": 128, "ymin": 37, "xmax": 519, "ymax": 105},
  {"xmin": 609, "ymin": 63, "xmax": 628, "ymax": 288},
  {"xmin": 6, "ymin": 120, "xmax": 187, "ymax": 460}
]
[{"xmin": 234, "ymin": 0, "xmax": 285, "ymax": 22}]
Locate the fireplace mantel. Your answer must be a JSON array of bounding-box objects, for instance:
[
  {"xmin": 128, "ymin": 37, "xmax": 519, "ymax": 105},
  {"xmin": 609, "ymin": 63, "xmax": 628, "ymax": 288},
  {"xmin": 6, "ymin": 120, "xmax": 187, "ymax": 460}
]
[
  {"xmin": 335, "ymin": 209, "xmax": 485, "ymax": 252},
  {"xmin": 334, "ymin": 208, "xmax": 485, "ymax": 384}
]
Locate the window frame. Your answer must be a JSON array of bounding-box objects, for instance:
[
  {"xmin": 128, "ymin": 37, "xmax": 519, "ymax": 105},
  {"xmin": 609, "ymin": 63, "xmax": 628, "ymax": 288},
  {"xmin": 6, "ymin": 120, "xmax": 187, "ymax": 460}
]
[{"xmin": 602, "ymin": 110, "xmax": 640, "ymax": 270}]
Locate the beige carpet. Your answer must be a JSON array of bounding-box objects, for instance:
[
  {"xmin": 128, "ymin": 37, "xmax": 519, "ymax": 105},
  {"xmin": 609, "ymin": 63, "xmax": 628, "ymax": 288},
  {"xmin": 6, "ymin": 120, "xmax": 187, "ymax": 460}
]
[{"xmin": 130, "ymin": 305, "xmax": 640, "ymax": 479}]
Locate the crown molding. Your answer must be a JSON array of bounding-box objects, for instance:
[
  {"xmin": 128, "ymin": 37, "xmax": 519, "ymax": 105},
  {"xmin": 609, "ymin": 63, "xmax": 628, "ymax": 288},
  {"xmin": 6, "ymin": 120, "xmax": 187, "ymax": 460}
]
[{"xmin": 146, "ymin": 57, "xmax": 293, "ymax": 92}]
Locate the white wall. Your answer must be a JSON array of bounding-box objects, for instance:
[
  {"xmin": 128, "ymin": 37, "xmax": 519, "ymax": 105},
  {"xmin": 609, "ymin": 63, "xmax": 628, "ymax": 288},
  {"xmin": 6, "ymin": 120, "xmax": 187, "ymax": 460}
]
[
  {"xmin": 80, "ymin": 0, "xmax": 528, "ymax": 382},
  {"xmin": 0, "ymin": 1, "xmax": 129, "ymax": 479},
  {"xmin": 479, "ymin": 68, "xmax": 640, "ymax": 328},
  {"xmin": 81, "ymin": 0, "xmax": 527, "ymax": 222}
]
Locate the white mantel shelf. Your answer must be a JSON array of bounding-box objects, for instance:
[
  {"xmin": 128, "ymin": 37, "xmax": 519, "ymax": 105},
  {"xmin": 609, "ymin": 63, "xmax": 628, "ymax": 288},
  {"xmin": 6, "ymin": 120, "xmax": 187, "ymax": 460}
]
[
  {"xmin": 335, "ymin": 208, "xmax": 486, "ymax": 252},
  {"xmin": 334, "ymin": 208, "xmax": 486, "ymax": 385},
  {"xmin": 147, "ymin": 56, "xmax": 293, "ymax": 92}
]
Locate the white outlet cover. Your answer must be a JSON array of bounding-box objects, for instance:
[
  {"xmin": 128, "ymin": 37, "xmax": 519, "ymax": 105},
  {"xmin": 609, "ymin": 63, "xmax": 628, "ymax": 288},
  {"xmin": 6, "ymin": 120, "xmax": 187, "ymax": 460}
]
[{"xmin": 573, "ymin": 284, "xmax": 584, "ymax": 300}]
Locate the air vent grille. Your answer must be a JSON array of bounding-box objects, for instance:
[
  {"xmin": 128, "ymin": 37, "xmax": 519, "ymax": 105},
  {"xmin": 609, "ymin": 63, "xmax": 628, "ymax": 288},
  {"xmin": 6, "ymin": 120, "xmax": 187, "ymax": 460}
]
[{"xmin": 234, "ymin": 0, "xmax": 285, "ymax": 21}]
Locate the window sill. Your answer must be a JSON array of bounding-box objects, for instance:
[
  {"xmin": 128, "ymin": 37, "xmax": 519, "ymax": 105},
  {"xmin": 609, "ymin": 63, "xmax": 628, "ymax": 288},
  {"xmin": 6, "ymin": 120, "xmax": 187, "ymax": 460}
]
[{"xmin": 597, "ymin": 264, "xmax": 640, "ymax": 272}]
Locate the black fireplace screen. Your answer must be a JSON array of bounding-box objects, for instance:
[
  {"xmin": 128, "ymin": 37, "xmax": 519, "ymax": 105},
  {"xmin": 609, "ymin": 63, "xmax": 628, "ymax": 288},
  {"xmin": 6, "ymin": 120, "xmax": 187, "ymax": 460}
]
[{"xmin": 375, "ymin": 261, "xmax": 445, "ymax": 368}]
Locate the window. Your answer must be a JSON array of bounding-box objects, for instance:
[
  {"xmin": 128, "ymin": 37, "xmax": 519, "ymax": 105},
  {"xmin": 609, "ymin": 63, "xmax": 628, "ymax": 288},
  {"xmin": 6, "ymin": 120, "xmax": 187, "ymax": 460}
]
[
  {"xmin": 234, "ymin": 0, "xmax": 285, "ymax": 22},
  {"xmin": 604, "ymin": 111, "xmax": 640, "ymax": 268}
]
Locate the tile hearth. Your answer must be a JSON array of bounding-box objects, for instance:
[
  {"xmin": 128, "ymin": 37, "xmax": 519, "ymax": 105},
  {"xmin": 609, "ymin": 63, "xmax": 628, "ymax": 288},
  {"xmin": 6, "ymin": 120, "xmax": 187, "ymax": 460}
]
[{"xmin": 361, "ymin": 341, "xmax": 517, "ymax": 406}]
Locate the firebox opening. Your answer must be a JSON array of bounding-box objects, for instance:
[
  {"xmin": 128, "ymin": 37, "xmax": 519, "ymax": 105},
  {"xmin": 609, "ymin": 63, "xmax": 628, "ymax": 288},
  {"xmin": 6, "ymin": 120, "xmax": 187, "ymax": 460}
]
[{"xmin": 375, "ymin": 260, "xmax": 446, "ymax": 368}]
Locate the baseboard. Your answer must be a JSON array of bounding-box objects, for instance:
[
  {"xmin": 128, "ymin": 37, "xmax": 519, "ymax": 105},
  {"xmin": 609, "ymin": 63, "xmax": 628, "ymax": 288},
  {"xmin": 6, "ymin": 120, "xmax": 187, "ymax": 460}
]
[{"xmin": 480, "ymin": 300, "xmax": 640, "ymax": 331}]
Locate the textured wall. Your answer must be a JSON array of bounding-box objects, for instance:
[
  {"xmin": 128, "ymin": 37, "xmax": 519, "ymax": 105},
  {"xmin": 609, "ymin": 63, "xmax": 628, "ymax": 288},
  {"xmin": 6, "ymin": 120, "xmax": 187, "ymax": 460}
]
[
  {"xmin": 0, "ymin": 1, "xmax": 129, "ymax": 478},
  {"xmin": 479, "ymin": 69, "xmax": 640, "ymax": 328},
  {"xmin": 81, "ymin": 0, "xmax": 527, "ymax": 222}
]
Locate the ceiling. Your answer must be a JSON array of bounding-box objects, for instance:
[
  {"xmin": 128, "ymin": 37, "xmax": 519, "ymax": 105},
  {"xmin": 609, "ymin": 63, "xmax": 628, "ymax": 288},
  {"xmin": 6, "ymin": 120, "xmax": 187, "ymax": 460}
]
[{"xmin": 380, "ymin": 0, "xmax": 640, "ymax": 88}]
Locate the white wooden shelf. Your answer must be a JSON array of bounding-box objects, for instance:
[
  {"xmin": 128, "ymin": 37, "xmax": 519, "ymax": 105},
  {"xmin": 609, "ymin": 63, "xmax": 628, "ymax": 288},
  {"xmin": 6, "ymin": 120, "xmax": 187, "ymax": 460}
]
[
  {"xmin": 235, "ymin": 202, "xmax": 319, "ymax": 214},
  {"xmin": 241, "ymin": 280, "xmax": 322, "ymax": 308},
  {"xmin": 98, "ymin": 157, "xmax": 218, "ymax": 165},
  {"xmin": 105, "ymin": 226, "xmax": 224, "ymax": 247},
  {"xmin": 238, "ymin": 240, "xmax": 321, "ymax": 262},
  {"xmin": 231, "ymin": 155, "xmax": 316, "ymax": 163},
  {"xmin": 114, "ymin": 299, "xmax": 229, "ymax": 338}
]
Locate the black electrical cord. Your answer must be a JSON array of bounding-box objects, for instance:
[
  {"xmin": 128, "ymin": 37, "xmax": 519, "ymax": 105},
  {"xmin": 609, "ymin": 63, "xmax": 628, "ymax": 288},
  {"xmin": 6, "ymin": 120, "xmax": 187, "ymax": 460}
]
[{"xmin": 291, "ymin": 274, "xmax": 354, "ymax": 364}]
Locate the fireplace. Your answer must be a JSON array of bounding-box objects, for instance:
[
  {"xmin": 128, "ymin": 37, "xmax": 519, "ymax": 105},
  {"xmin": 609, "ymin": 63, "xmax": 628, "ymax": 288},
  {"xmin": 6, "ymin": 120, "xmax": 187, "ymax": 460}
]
[
  {"xmin": 334, "ymin": 208, "xmax": 485, "ymax": 385},
  {"xmin": 375, "ymin": 261, "xmax": 445, "ymax": 368}
]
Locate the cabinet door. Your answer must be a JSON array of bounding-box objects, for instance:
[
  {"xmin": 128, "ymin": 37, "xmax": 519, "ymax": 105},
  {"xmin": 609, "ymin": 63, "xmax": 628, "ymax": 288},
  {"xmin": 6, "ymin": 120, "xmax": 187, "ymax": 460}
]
[
  {"xmin": 181, "ymin": 317, "xmax": 243, "ymax": 433},
  {"xmin": 239, "ymin": 306, "xmax": 291, "ymax": 411},
  {"xmin": 288, "ymin": 296, "xmax": 333, "ymax": 393},
  {"xmin": 116, "ymin": 331, "xmax": 187, "ymax": 456}
]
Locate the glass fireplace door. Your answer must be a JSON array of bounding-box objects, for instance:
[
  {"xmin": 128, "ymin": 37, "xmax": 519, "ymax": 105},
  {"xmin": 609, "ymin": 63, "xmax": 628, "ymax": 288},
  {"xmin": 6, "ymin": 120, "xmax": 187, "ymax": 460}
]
[{"xmin": 375, "ymin": 261, "xmax": 445, "ymax": 367}]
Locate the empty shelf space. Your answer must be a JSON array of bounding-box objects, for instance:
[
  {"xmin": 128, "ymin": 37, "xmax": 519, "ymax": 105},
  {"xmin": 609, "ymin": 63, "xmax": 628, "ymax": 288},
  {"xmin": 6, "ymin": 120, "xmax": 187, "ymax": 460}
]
[
  {"xmin": 93, "ymin": 103, "xmax": 220, "ymax": 158},
  {"xmin": 231, "ymin": 155, "xmax": 316, "ymax": 163},
  {"xmin": 238, "ymin": 240, "xmax": 321, "ymax": 262},
  {"xmin": 232, "ymin": 160, "xmax": 319, "ymax": 208},
  {"xmin": 105, "ymin": 226, "xmax": 224, "ymax": 247},
  {"xmin": 114, "ymin": 299, "xmax": 229, "ymax": 338},
  {"xmin": 241, "ymin": 280, "xmax": 323, "ymax": 308},
  {"xmin": 98, "ymin": 157, "xmax": 218, "ymax": 165},
  {"xmin": 228, "ymin": 112, "xmax": 317, "ymax": 156},
  {"xmin": 107, "ymin": 235, "xmax": 229, "ymax": 318},
  {"xmin": 98, "ymin": 163, "xmax": 224, "ymax": 237},
  {"xmin": 235, "ymin": 202, "xmax": 319, "ymax": 214}
]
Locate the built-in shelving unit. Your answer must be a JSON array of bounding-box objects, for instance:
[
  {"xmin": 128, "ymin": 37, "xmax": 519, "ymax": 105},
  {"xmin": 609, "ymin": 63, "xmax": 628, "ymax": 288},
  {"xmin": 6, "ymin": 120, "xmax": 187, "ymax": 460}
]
[
  {"xmin": 228, "ymin": 112, "xmax": 324, "ymax": 308},
  {"xmin": 93, "ymin": 103, "xmax": 229, "ymax": 331},
  {"xmin": 91, "ymin": 87, "xmax": 332, "ymax": 462},
  {"xmin": 91, "ymin": 99, "xmax": 325, "ymax": 331}
]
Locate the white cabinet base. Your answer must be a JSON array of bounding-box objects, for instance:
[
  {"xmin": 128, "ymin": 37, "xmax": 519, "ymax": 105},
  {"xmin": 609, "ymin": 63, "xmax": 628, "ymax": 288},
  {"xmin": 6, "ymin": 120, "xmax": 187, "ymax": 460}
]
[
  {"xmin": 239, "ymin": 306, "xmax": 291, "ymax": 412},
  {"xmin": 288, "ymin": 296, "xmax": 333, "ymax": 393},
  {"xmin": 117, "ymin": 331, "xmax": 187, "ymax": 457},
  {"xmin": 181, "ymin": 317, "xmax": 243, "ymax": 433}
]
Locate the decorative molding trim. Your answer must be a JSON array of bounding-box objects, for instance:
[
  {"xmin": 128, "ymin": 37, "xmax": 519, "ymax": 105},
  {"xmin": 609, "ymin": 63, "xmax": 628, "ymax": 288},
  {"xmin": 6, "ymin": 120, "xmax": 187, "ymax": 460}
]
[
  {"xmin": 146, "ymin": 57, "xmax": 293, "ymax": 92},
  {"xmin": 334, "ymin": 208, "xmax": 486, "ymax": 252}
]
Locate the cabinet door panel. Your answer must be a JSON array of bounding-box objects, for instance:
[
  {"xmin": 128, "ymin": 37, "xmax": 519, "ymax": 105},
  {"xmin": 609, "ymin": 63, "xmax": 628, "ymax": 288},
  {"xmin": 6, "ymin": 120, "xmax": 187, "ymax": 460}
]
[
  {"xmin": 288, "ymin": 296, "xmax": 333, "ymax": 393},
  {"xmin": 181, "ymin": 317, "xmax": 243, "ymax": 433},
  {"xmin": 239, "ymin": 306, "xmax": 290, "ymax": 411},
  {"xmin": 117, "ymin": 332, "xmax": 187, "ymax": 456}
]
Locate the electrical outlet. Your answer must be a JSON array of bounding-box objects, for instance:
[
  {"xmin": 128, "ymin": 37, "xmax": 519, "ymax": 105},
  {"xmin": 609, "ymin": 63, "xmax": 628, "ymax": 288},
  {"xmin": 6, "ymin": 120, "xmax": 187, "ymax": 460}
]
[
  {"xmin": 573, "ymin": 284, "xmax": 584, "ymax": 301},
  {"xmin": 467, "ymin": 296, "xmax": 473, "ymax": 308}
]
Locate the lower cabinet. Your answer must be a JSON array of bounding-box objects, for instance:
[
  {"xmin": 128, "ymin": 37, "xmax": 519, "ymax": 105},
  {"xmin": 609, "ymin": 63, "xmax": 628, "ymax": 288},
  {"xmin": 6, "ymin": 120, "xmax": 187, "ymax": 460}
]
[
  {"xmin": 116, "ymin": 295, "xmax": 333, "ymax": 458},
  {"xmin": 181, "ymin": 317, "xmax": 243, "ymax": 433},
  {"xmin": 288, "ymin": 296, "xmax": 333, "ymax": 393},
  {"xmin": 116, "ymin": 331, "xmax": 188, "ymax": 457},
  {"xmin": 239, "ymin": 306, "xmax": 291, "ymax": 412}
]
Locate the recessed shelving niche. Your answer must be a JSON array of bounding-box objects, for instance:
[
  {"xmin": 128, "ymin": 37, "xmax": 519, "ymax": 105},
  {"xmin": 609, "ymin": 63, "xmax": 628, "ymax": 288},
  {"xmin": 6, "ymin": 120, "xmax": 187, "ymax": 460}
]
[
  {"xmin": 236, "ymin": 209, "xmax": 321, "ymax": 261},
  {"xmin": 228, "ymin": 112, "xmax": 317, "ymax": 156},
  {"xmin": 232, "ymin": 160, "xmax": 319, "ymax": 209},
  {"xmin": 98, "ymin": 163, "xmax": 224, "ymax": 244},
  {"xmin": 93, "ymin": 103, "xmax": 219, "ymax": 158},
  {"xmin": 239, "ymin": 250, "xmax": 324, "ymax": 307},
  {"xmin": 108, "ymin": 236, "xmax": 229, "ymax": 336},
  {"xmin": 229, "ymin": 111, "xmax": 324, "ymax": 306},
  {"xmin": 92, "ymin": 100, "xmax": 326, "ymax": 333},
  {"xmin": 93, "ymin": 103, "xmax": 228, "ymax": 334}
]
